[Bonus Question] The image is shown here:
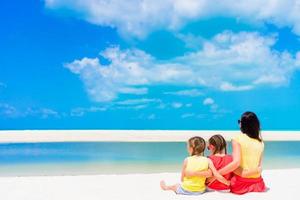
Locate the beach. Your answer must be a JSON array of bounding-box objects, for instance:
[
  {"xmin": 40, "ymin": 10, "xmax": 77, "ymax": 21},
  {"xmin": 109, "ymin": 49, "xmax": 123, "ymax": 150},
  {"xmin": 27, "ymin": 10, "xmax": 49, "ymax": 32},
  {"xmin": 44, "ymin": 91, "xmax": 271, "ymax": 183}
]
[
  {"xmin": 0, "ymin": 130, "xmax": 299, "ymax": 199},
  {"xmin": 0, "ymin": 168, "xmax": 297, "ymax": 200},
  {"xmin": 1, "ymin": 130, "xmax": 300, "ymax": 143}
]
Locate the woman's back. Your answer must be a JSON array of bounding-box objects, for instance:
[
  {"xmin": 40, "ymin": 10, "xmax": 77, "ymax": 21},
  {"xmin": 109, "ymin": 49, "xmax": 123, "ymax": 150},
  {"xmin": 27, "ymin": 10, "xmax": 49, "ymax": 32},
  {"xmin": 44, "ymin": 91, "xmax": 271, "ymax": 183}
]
[{"xmin": 233, "ymin": 133, "xmax": 264, "ymax": 178}]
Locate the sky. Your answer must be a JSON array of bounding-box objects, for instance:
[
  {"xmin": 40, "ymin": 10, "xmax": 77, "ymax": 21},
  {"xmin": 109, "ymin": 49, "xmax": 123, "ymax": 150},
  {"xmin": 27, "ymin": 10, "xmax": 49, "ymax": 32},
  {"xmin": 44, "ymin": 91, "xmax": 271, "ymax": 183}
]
[{"xmin": 1, "ymin": 0, "xmax": 300, "ymax": 130}]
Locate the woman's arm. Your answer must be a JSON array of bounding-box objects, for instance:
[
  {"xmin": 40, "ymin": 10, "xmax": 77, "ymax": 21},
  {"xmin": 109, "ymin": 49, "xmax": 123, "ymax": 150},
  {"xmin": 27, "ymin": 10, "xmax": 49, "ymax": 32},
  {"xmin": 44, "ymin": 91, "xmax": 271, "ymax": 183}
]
[
  {"xmin": 234, "ymin": 151, "xmax": 263, "ymax": 177},
  {"xmin": 208, "ymin": 159, "xmax": 230, "ymax": 186},
  {"xmin": 218, "ymin": 140, "xmax": 241, "ymax": 175},
  {"xmin": 180, "ymin": 158, "xmax": 188, "ymax": 182},
  {"xmin": 234, "ymin": 166, "xmax": 262, "ymax": 177},
  {"xmin": 259, "ymin": 151, "xmax": 263, "ymax": 167}
]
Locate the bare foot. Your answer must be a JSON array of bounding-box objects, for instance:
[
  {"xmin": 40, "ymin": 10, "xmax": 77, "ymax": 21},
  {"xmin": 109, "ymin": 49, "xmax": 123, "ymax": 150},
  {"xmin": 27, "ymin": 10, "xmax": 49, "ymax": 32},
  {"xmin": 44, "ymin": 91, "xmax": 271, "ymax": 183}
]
[{"xmin": 160, "ymin": 180, "xmax": 167, "ymax": 190}]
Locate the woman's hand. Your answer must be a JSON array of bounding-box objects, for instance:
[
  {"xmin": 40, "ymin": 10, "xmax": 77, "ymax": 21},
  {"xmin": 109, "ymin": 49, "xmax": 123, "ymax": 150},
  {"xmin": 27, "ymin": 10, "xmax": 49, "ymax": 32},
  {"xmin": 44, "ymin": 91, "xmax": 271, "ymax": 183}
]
[
  {"xmin": 258, "ymin": 166, "xmax": 262, "ymax": 174},
  {"xmin": 234, "ymin": 166, "xmax": 262, "ymax": 177},
  {"xmin": 206, "ymin": 177, "xmax": 216, "ymax": 185},
  {"xmin": 223, "ymin": 179, "xmax": 231, "ymax": 186}
]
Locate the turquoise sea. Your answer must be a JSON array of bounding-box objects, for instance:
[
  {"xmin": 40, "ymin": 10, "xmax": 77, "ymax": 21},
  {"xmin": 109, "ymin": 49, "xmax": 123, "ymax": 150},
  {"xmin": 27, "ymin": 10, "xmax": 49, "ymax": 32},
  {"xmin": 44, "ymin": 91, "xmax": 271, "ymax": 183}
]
[{"xmin": 0, "ymin": 141, "xmax": 299, "ymax": 176}]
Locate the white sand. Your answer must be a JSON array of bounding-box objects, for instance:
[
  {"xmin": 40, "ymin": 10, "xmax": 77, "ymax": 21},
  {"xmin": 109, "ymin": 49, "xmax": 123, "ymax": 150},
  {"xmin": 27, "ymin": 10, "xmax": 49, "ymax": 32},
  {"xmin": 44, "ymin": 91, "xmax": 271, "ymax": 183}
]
[
  {"xmin": 1, "ymin": 130, "xmax": 300, "ymax": 143},
  {"xmin": 0, "ymin": 168, "xmax": 298, "ymax": 200}
]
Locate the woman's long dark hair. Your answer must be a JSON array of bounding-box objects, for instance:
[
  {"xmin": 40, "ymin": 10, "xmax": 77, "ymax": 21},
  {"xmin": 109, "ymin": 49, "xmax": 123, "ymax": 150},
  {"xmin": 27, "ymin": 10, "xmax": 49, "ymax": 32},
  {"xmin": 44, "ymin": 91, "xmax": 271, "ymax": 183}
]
[{"xmin": 240, "ymin": 111, "xmax": 262, "ymax": 142}]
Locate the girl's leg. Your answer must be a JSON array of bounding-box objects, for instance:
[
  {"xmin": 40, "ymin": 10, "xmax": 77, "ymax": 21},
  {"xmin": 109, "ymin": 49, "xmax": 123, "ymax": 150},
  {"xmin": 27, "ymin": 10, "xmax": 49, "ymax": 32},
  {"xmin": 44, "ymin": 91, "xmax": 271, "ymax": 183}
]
[{"xmin": 160, "ymin": 180, "xmax": 179, "ymax": 192}]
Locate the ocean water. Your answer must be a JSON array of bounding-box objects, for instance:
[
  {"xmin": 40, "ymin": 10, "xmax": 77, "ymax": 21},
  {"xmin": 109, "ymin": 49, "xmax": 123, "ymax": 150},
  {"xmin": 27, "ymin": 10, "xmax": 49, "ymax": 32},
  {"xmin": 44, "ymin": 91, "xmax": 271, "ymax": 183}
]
[{"xmin": 0, "ymin": 141, "xmax": 299, "ymax": 176}]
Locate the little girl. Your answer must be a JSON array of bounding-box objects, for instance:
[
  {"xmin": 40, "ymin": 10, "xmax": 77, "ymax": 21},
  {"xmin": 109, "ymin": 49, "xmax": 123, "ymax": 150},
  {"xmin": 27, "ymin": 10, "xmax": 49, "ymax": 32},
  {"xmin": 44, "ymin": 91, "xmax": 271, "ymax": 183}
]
[
  {"xmin": 206, "ymin": 134, "xmax": 233, "ymax": 191},
  {"xmin": 160, "ymin": 136, "xmax": 229, "ymax": 195}
]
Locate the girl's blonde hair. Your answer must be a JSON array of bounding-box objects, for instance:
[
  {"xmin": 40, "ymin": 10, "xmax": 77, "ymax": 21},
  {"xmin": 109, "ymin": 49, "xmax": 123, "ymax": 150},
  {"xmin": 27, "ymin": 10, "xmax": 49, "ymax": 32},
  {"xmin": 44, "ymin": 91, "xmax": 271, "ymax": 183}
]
[{"xmin": 188, "ymin": 136, "xmax": 206, "ymax": 156}]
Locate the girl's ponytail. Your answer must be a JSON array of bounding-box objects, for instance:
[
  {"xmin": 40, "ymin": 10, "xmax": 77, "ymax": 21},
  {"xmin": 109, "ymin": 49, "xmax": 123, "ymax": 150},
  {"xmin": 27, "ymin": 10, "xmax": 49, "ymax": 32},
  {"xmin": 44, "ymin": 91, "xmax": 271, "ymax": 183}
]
[{"xmin": 188, "ymin": 136, "xmax": 206, "ymax": 156}]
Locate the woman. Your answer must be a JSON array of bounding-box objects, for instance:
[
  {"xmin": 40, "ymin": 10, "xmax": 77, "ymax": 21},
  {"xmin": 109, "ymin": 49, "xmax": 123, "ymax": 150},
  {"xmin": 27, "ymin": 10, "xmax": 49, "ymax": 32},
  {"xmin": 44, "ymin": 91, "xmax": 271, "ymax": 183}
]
[{"xmin": 218, "ymin": 111, "xmax": 267, "ymax": 194}]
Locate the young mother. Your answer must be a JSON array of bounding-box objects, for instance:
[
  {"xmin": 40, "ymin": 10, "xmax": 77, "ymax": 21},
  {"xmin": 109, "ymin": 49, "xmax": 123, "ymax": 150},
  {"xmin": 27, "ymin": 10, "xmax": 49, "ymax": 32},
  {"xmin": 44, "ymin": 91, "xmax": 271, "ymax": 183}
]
[{"xmin": 219, "ymin": 111, "xmax": 267, "ymax": 194}]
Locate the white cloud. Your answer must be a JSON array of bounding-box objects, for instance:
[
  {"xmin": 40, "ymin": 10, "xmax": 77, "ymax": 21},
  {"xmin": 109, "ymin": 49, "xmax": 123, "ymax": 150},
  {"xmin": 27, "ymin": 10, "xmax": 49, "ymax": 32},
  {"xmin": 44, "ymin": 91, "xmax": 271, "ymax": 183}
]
[
  {"xmin": 185, "ymin": 103, "xmax": 192, "ymax": 107},
  {"xmin": 70, "ymin": 98, "xmax": 162, "ymax": 116},
  {"xmin": 220, "ymin": 82, "xmax": 253, "ymax": 91},
  {"xmin": 65, "ymin": 48, "xmax": 153, "ymax": 102},
  {"xmin": 118, "ymin": 87, "xmax": 148, "ymax": 95},
  {"xmin": 136, "ymin": 113, "xmax": 158, "ymax": 120},
  {"xmin": 0, "ymin": 103, "xmax": 20, "ymax": 118},
  {"xmin": 115, "ymin": 98, "xmax": 163, "ymax": 110},
  {"xmin": 164, "ymin": 89, "xmax": 203, "ymax": 97},
  {"xmin": 115, "ymin": 98, "xmax": 160, "ymax": 105},
  {"xmin": 45, "ymin": 0, "xmax": 300, "ymax": 37},
  {"xmin": 126, "ymin": 104, "xmax": 148, "ymax": 110},
  {"xmin": 66, "ymin": 31, "xmax": 300, "ymax": 102},
  {"xmin": 181, "ymin": 113, "xmax": 195, "ymax": 119},
  {"xmin": 202, "ymin": 97, "xmax": 229, "ymax": 114},
  {"xmin": 156, "ymin": 102, "xmax": 167, "ymax": 109},
  {"xmin": 203, "ymin": 98, "xmax": 214, "ymax": 105},
  {"xmin": 28, "ymin": 108, "xmax": 60, "ymax": 119},
  {"xmin": 171, "ymin": 102, "xmax": 183, "ymax": 109},
  {"xmin": 0, "ymin": 103, "xmax": 60, "ymax": 119},
  {"xmin": 175, "ymin": 33, "xmax": 205, "ymax": 49},
  {"xmin": 70, "ymin": 106, "xmax": 107, "ymax": 117},
  {"xmin": 202, "ymin": 97, "xmax": 231, "ymax": 117},
  {"xmin": 114, "ymin": 98, "xmax": 161, "ymax": 110},
  {"xmin": 210, "ymin": 104, "xmax": 219, "ymax": 113},
  {"xmin": 147, "ymin": 114, "xmax": 156, "ymax": 120}
]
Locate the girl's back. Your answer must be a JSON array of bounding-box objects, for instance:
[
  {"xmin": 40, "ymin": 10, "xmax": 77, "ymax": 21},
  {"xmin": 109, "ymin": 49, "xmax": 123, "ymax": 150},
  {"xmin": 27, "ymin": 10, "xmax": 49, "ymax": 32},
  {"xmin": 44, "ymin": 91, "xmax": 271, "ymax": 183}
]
[
  {"xmin": 182, "ymin": 156, "xmax": 208, "ymax": 192},
  {"xmin": 207, "ymin": 155, "xmax": 233, "ymax": 190}
]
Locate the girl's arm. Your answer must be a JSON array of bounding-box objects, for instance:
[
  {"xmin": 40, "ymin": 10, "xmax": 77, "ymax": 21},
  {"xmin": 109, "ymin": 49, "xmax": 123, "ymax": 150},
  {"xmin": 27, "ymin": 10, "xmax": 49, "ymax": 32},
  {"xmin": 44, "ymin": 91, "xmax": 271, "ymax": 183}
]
[
  {"xmin": 218, "ymin": 140, "xmax": 241, "ymax": 175},
  {"xmin": 208, "ymin": 159, "xmax": 230, "ymax": 186},
  {"xmin": 184, "ymin": 169, "xmax": 212, "ymax": 178},
  {"xmin": 181, "ymin": 158, "xmax": 188, "ymax": 182}
]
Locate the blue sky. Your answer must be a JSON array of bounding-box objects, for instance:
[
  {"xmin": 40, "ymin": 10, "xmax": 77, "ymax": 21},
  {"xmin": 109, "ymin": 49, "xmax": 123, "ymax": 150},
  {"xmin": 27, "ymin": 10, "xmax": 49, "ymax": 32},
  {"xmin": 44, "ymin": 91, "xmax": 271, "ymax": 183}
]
[{"xmin": 1, "ymin": 0, "xmax": 300, "ymax": 130}]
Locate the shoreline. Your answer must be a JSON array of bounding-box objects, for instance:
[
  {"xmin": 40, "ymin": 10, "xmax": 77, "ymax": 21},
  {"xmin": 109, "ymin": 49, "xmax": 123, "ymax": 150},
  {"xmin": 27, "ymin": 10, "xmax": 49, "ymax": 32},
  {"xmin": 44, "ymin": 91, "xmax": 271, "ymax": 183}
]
[
  {"xmin": 0, "ymin": 168, "xmax": 298, "ymax": 200},
  {"xmin": 0, "ymin": 165, "xmax": 298, "ymax": 177},
  {"xmin": 1, "ymin": 130, "xmax": 300, "ymax": 143}
]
